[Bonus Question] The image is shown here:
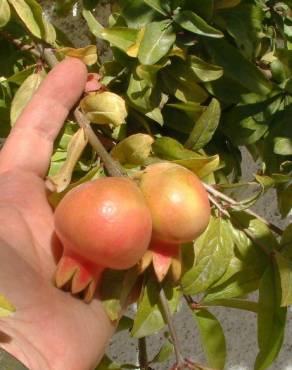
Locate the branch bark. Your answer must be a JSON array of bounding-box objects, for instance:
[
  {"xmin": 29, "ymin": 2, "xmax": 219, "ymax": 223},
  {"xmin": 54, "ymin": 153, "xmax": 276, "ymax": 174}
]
[
  {"xmin": 203, "ymin": 183, "xmax": 283, "ymax": 236},
  {"xmin": 138, "ymin": 337, "xmax": 149, "ymax": 370},
  {"xmin": 74, "ymin": 109, "xmax": 126, "ymax": 177}
]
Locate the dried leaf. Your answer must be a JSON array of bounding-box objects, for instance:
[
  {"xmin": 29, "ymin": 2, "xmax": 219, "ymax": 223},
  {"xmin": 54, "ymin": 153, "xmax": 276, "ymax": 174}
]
[
  {"xmin": 10, "ymin": 71, "xmax": 45, "ymax": 125},
  {"xmin": 58, "ymin": 45, "xmax": 98, "ymax": 66},
  {"xmin": 81, "ymin": 91, "xmax": 127, "ymax": 126},
  {"xmin": 48, "ymin": 128, "xmax": 88, "ymax": 192}
]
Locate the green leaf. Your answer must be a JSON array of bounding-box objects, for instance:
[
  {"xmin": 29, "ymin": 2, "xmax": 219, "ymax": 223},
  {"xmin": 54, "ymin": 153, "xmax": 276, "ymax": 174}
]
[
  {"xmin": 205, "ymin": 74, "xmax": 249, "ymax": 104},
  {"xmin": 214, "ymin": 0, "xmax": 241, "ymax": 9},
  {"xmin": 120, "ymin": 0, "xmax": 158, "ymax": 28},
  {"xmin": 152, "ymin": 136, "xmax": 220, "ymax": 178},
  {"xmin": 95, "ymin": 355, "xmax": 121, "ymax": 370},
  {"xmin": 185, "ymin": 0, "xmax": 214, "ymax": 21},
  {"xmin": 116, "ymin": 316, "xmax": 134, "ymax": 333},
  {"xmin": 203, "ymin": 216, "xmax": 269, "ymax": 302},
  {"xmin": 138, "ymin": 20, "xmax": 176, "ymax": 65},
  {"xmin": 101, "ymin": 27, "xmax": 139, "ymax": 52},
  {"xmin": 173, "ymin": 10, "xmax": 223, "ymax": 38},
  {"xmin": 82, "ymin": 9, "xmax": 104, "ymax": 38},
  {"xmin": 188, "ymin": 55, "xmax": 223, "ymax": 82},
  {"xmin": 182, "ymin": 217, "xmax": 234, "ymax": 295},
  {"xmin": 281, "ymin": 223, "xmax": 292, "ymax": 253},
  {"xmin": 7, "ymin": 65, "xmax": 36, "ymax": 85},
  {"xmin": 272, "ymin": 105, "xmax": 292, "ymax": 156},
  {"xmin": 8, "ymin": 0, "xmax": 55, "ymax": 44},
  {"xmin": 126, "ymin": 71, "xmax": 164, "ymax": 122},
  {"xmin": 222, "ymin": 95, "xmax": 281, "ymax": 146},
  {"xmin": 203, "ymin": 268, "xmax": 262, "ymax": 302},
  {"xmin": 174, "ymin": 155, "xmax": 220, "ymax": 179},
  {"xmin": 143, "ymin": 0, "xmax": 170, "ymax": 16},
  {"xmin": 8, "ymin": 0, "xmax": 43, "ymax": 38},
  {"xmin": 194, "ymin": 309, "xmax": 226, "ymax": 370},
  {"xmin": 216, "ymin": 4, "xmax": 263, "ymax": 59},
  {"xmin": 161, "ymin": 61, "xmax": 209, "ymax": 103},
  {"xmin": 136, "ymin": 61, "xmax": 169, "ymax": 87},
  {"xmin": 10, "ymin": 71, "xmax": 45, "ymax": 125},
  {"xmin": 277, "ymin": 184, "xmax": 292, "ymax": 218},
  {"xmin": 100, "ymin": 269, "xmax": 139, "ymax": 322},
  {"xmin": 185, "ymin": 98, "xmax": 221, "ymax": 150},
  {"xmin": 0, "ymin": 0, "xmax": 11, "ymax": 27},
  {"xmin": 255, "ymin": 264, "xmax": 287, "ymax": 370},
  {"xmin": 205, "ymin": 38, "xmax": 272, "ymax": 95},
  {"xmin": 111, "ymin": 133, "xmax": 154, "ymax": 166},
  {"xmin": 131, "ymin": 275, "xmax": 181, "ymax": 338},
  {"xmin": 0, "ymin": 294, "xmax": 15, "ymax": 317},
  {"xmin": 275, "ymin": 252, "xmax": 292, "ymax": 307},
  {"xmin": 54, "ymin": 0, "xmax": 76, "ymax": 15},
  {"xmin": 150, "ymin": 340, "xmax": 173, "ymax": 363},
  {"xmin": 205, "ymin": 298, "xmax": 258, "ymax": 313}
]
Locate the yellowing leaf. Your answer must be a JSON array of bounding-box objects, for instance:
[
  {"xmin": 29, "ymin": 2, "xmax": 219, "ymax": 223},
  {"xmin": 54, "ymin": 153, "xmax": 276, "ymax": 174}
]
[
  {"xmin": 10, "ymin": 71, "xmax": 45, "ymax": 125},
  {"xmin": 175, "ymin": 154, "xmax": 220, "ymax": 179},
  {"xmin": 0, "ymin": 294, "xmax": 15, "ymax": 317},
  {"xmin": 126, "ymin": 27, "xmax": 146, "ymax": 58},
  {"xmin": 0, "ymin": 0, "xmax": 11, "ymax": 27},
  {"xmin": 43, "ymin": 18, "xmax": 57, "ymax": 46},
  {"xmin": 168, "ymin": 46, "xmax": 187, "ymax": 60},
  {"xmin": 59, "ymin": 45, "xmax": 98, "ymax": 66},
  {"xmin": 48, "ymin": 128, "xmax": 88, "ymax": 193},
  {"xmin": 111, "ymin": 133, "xmax": 154, "ymax": 165},
  {"xmin": 81, "ymin": 92, "xmax": 128, "ymax": 126}
]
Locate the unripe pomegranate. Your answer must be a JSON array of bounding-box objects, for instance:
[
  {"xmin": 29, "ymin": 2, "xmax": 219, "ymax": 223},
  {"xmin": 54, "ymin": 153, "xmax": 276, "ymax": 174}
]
[
  {"xmin": 54, "ymin": 177, "xmax": 152, "ymax": 302},
  {"xmin": 137, "ymin": 162, "xmax": 211, "ymax": 244},
  {"xmin": 136, "ymin": 162, "xmax": 211, "ymax": 281}
]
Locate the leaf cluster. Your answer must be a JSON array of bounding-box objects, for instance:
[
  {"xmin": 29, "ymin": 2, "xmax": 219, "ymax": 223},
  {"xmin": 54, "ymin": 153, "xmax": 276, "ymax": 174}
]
[{"xmin": 0, "ymin": 0, "xmax": 292, "ymax": 369}]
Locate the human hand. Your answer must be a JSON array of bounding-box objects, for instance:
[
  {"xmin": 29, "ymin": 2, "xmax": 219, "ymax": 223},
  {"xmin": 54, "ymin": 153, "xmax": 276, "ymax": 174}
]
[{"xmin": 0, "ymin": 58, "xmax": 115, "ymax": 370}]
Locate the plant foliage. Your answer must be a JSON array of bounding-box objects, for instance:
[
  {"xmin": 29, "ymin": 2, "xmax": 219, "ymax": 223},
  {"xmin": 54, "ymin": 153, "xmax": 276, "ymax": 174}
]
[{"xmin": 0, "ymin": 0, "xmax": 292, "ymax": 369}]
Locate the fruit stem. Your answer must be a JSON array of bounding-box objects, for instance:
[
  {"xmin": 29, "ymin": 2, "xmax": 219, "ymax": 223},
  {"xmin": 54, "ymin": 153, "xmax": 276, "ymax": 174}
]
[
  {"xmin": 74, "ymin": 108, "xmax": 127, "ymax": 178},
  {"xmin": 158, "ymin": 287, "xmax": 185, "ymax": 367},
  {"xmin": 203, "ymin": 183, "xmax": 283, "ymax": 236},
  {"xmin": 138, "ymin": 337, "xmax": 149, "ymax": 370}
]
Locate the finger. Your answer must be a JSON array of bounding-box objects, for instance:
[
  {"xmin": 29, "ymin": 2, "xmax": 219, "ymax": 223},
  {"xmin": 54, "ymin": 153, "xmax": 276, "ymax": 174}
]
[{"xmin": 0, "ymin": 58, "xmax": 87, "ymax": 177}]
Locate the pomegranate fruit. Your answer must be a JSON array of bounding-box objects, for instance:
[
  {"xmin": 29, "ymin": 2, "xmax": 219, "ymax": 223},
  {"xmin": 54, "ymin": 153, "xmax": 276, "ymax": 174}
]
[
  {"xmin": 136, "ymin": 162, "xmax": 211, "ymax": 281},
  {"xmin": 54, "ymin": 177, "xmax": 152, "ymax": 302}
]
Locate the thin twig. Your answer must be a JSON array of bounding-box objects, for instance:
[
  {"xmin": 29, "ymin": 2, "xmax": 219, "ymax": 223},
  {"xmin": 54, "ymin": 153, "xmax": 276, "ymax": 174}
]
[
  {"xmin": 207, "ymin": 193, "xmax": 230, "ymax": 218},
  {"xmin": 205, "ymin": 187, "xmax": 276, "ymax": 255},
  {"xmin": 158, "ymin": 288, "xmax": 185, "ymax": 367},
  {"xmin": 42, "ymin": 47, "xmax": 58, "ymax": 68},
  {"xmin": 203, "ymin": 183, "xmax": 283, "ymax": 236},
  {"xmin": 138, "ymin": 337, "xmax": 149, "ymax": 370},
  {"xmin": 0, "ymin": 32, "xmax": 59, "ymax": 71},
  {"xmin": 0, "ymin": 30, "xmax": 41, "ymax": 59},
  {"xmin": 74, "ymin": 109, "xmax": 126, "ymax": 177}
]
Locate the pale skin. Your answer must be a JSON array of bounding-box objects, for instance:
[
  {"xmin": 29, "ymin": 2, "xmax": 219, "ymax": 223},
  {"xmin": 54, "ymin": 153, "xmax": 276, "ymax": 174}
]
[{"xmin": 0, "ymin": 58, "xmax": 115, "ymax": 370}]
